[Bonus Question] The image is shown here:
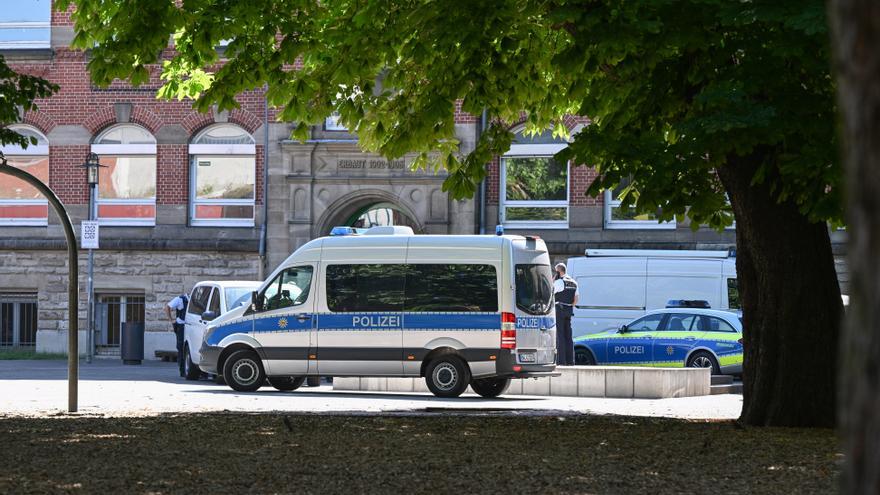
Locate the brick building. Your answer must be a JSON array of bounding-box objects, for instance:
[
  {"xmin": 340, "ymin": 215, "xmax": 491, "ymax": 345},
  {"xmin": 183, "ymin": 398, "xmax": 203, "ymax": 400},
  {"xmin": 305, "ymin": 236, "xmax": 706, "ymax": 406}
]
[{"xmin": 0, "ymin": 2, "xmax": 845, "ymax": 356}]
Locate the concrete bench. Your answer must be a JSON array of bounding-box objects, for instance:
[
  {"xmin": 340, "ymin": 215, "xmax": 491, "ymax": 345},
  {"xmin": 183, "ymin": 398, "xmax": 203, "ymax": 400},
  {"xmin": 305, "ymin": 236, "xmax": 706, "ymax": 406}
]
[
  {"xmin": 154, "ymin": 350, "xmax": 178, "ymax": 362},
  {"xmin": 333, "ymin": 366, "xmax": 711, "ymax": 399}
]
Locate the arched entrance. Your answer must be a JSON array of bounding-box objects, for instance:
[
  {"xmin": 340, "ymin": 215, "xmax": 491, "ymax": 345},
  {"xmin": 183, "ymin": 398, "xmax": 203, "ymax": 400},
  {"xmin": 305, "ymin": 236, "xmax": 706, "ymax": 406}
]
[
  {"xmin": 345, "ymin": 202, "xmax": 421, "ymax": 231},
  {"xmin": 314, "ymin": 189, "xmax": 425, "ymax": 237}
]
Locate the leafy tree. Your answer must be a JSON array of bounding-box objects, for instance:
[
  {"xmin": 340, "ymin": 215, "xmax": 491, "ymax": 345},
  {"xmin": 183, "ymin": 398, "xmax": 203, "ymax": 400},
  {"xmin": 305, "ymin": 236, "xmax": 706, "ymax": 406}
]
[
  {"xmin": 63, "ymin": 0, "xmax": 843, "ymax": 426},
  {"xmin": 829, "ymin": 0, "xmax": 880, "ymax": 491},
  {"xmin": 0, "ymin": 55, "xmax": 57, "ymax": 147}
]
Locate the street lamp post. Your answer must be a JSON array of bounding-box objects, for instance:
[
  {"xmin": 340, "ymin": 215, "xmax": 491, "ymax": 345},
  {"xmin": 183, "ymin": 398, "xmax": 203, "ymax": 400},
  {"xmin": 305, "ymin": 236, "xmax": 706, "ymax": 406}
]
[
  {"xmin": 81, "ymin": 152, "xmax": 102, "ymax": 364},
  {"xmin": 0, "ymin": 151, "xmax": 80, "ymax": 412}
]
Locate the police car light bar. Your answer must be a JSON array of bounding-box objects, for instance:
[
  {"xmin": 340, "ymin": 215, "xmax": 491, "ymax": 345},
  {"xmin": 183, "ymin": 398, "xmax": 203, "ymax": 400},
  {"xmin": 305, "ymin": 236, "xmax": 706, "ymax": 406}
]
[
  {"xmin": 330, "ymin": 226, "xmax": 360, "ymax": 236},
  {"xmin": 666, "ymin": 299, "xmax": 711, "ymax": 309}
]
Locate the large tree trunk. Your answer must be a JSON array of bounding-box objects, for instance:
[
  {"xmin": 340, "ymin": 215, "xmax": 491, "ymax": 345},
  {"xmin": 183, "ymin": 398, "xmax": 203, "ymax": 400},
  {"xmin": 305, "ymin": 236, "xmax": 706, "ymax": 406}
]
[
  {"xmin": 718, "ymin": 157, "xmax": 841, "ymax": 427},
  {"xmin": 829, "ymin": 1, "xmax": 880, "ymax": 492}
]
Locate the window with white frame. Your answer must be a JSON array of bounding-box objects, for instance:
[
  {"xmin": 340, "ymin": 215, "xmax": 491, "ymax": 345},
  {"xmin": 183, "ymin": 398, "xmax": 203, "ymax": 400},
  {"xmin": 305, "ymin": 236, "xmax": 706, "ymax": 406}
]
[
  {"xmin": 92, "ymin": 125, "xmax": 157, "ymax": 226},
  {"xmin": 500, "ymin": 131, "xmax": 569, "ymax": 228},
  {"xmin": 0, "ymin": 125, "xmax": 49, "ymax": 226},
  {"xmin": 604, "ymin": 176, "xmax": 675, "ymax": 229},
  {"xmin": 189, "ymin": 124, "xmax": 256, "ymax": 227},
  {"xmin": 0, "ymin": 0, "xmax": 50, "ymax": 49}
]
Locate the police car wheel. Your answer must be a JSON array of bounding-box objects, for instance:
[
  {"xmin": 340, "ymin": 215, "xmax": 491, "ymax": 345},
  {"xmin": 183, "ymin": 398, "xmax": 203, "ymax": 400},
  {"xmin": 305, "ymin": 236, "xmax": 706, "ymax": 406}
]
[
  {"xmin": 223, "ymin": 349, "xmax": 266, "ymax": 392},
  {"xmin": 471, "ymin": 377, "xmax": 511, "ymax": 398},
  {"xmin": 183, "ymin": 344, "xmax": 201, "ymax": 381},
  {"xmin": 687, "ymin": 351, "xmax": 721, "ymax": 375},
  {"xmin": 268, "ymin": 376, "xmax": 306, "ymax": 391},
  {"xmin": 575, "ymin": 347, "xmax": 595, "ymax": 366},
  {"xmin": 425, "ymin": 355, "xmax": 471, "ymax": 398}
]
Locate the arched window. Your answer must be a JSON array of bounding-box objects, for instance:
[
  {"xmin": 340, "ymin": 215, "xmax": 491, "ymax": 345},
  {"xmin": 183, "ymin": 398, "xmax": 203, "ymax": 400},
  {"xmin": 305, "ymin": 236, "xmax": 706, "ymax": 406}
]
[
  {"xmin": 92, "ymin": 124, "xmax": 157, "ymax": 225},
  {"xmin": 0, "ymin": 125, "xmax": 50, "ymax": 226},
  {"xmin": 500, "ymin": 128, "xmax": 569, "ymax": 228},
  {"xmin": 189, "ymin": 124, "xmax": 256, "ymax": 226}
]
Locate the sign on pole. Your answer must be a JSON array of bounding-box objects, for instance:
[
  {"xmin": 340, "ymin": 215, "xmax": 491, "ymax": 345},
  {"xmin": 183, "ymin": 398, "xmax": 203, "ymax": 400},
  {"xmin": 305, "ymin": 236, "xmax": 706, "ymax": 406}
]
[{"xmin": 81, "ymin": 221, "xmax": 99, "ymax": 250}]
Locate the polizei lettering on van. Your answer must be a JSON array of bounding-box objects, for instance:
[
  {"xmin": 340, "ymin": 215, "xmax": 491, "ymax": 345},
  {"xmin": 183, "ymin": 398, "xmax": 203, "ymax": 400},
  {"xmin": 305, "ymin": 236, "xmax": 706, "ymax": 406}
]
[{"xmin": 352, "ymin": 315, "xmax": 401, "ymax": 328}]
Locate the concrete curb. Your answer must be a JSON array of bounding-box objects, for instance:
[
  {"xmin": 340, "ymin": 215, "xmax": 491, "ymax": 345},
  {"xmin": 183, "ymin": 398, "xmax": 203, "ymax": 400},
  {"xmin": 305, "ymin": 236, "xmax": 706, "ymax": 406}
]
[{"xmin": 333, "ymin": 366, "xmax": 711, "ymax": 398}]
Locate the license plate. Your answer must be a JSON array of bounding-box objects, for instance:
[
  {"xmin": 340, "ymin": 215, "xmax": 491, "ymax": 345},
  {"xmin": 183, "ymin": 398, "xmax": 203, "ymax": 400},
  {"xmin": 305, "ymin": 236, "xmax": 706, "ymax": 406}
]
[{"xmin": 519, "ymin": 352, "xmax": 536, "ymax": 363}]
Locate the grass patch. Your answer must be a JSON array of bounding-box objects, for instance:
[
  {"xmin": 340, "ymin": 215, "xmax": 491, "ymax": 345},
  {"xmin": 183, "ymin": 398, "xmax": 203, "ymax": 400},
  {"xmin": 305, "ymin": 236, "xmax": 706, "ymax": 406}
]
[
  {"xmin": 0, "ymin": 414, "xmax": 839, "ymax": 494},
  {"xmin": 0, "ymin": 349, "xmax": 67, "ymax": 360}
]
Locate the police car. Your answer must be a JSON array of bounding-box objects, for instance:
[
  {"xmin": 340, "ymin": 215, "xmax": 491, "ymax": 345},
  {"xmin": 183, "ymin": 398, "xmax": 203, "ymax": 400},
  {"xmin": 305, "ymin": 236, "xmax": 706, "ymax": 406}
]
[{"xmin": 573, "ymin": 300, "xmax": 743, "ymax": 375}]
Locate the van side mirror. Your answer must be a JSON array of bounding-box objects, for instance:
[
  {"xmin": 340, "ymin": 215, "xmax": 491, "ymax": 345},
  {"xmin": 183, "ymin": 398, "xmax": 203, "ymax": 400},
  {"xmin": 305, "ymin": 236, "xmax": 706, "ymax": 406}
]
[
  {"xmin": 619, "ymin": 324, "xmax": 628, "ymax": 333},
  {"xmin": 252, "ymin": 290, "xmax": 263, "ymax": 312},
  {"xmin": 201, "ymin": 311, "xmax": 218, "ymax": 322}
]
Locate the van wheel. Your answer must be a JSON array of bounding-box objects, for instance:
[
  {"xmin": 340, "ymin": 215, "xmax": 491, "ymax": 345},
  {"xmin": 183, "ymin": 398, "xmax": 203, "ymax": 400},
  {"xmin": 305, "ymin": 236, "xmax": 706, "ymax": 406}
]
[
  {"xmin": 268, "ymin": 376, "xmax": 306, "ymax": 391},
  {"xmin": 425, "ymin": 355, "xmax": 471, "ymax": 398},
  {"xmin": 471, "ymin": 377, "xmax": 511, "ymax": 398},
  {"xmin": 183, "ymin": 344, "xmax": 201, "ymax": 380},
  {"xmin": 223, "ymin": 349, "xmax": 265, "ymax": 392},
  {"xmin": 575, "ymin": 347, "xmax": 595, "ymax": 366},
  {"xmin": 687, "ymin": 351, "xmax": 721, "ymax": 375}
]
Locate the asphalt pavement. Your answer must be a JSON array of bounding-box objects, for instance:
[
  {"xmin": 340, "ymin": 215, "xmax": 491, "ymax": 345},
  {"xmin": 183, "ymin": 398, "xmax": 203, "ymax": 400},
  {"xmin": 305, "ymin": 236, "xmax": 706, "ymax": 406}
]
[{"xmin": 0, "ymin": 359, "xmax": 743, "ymax": 419}]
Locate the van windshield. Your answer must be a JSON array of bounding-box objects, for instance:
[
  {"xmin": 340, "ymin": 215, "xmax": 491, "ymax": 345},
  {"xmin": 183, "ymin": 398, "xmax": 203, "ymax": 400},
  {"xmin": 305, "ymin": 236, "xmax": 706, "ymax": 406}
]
[{"xmin": 515, "ymin": 264, "xmax": 554, "ymax": 315}]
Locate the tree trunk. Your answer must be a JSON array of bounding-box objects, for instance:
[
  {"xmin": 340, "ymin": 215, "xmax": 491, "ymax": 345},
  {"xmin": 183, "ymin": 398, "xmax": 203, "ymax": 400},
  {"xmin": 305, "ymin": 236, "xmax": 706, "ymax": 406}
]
[
  {"xmin": 718, "ymin": 157, "xmax": 841, "ymax": 427},
  {"xmin": 828, "ymin": 0, "xmax": 880, "ymax": 492}
]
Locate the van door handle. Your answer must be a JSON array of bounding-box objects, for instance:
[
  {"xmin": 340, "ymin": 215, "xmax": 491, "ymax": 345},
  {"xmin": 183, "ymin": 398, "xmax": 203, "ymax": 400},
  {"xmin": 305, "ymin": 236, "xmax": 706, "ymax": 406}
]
[{"xmin": 296, "ymin": 315, "xmax": 311, "ymax": 322}]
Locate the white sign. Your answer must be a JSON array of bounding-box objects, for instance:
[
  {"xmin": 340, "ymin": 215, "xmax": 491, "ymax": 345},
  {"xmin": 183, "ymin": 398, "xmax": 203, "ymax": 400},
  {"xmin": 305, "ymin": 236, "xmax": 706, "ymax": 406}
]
[{"xmin": 81, "ymin": 221, "xmax": 99, "ymax": 250}]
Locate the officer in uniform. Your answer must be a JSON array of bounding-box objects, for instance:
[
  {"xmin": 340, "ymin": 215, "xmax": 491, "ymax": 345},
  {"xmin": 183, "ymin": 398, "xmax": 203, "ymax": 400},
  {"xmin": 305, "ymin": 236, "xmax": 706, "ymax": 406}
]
[
  {"xmin": 164, "ymin": 291, "xmax": 189, "ymax": 377},
  {"xmin": 553, "ymin": 263, "xmax": 579, "ymax": 366}
]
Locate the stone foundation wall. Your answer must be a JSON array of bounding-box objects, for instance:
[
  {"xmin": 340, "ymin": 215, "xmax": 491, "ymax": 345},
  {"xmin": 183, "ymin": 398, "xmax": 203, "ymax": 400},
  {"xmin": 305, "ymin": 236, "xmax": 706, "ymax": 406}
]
[{"xmin": 0, "ymin": 249, "xmax": 260, "ymax": 346}]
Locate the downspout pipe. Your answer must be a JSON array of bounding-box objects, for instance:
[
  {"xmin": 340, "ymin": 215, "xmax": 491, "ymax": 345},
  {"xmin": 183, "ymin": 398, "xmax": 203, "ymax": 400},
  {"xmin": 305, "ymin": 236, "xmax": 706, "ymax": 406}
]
[
  {"xmin": 258, "ymin": 87, "xmax": 269, "ymax": 279},
  {"xmin": 478, "ymin": 109, "xmax": 488, "ymax": 235}
]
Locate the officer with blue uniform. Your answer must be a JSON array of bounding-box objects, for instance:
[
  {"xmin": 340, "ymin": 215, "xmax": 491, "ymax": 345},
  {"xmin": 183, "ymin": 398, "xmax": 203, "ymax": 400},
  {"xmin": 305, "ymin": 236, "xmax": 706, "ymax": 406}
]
[
  {"xmin": 165, "ymin": 292, "xmax": 189, "ymax": 377},
  {"xmin": 553, "ymin": 263, "xmax": 579, "ymax": 366}
]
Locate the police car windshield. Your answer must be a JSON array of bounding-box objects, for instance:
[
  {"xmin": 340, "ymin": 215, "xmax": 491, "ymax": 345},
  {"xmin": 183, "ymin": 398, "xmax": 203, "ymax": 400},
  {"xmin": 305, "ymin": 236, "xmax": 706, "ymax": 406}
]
[
  {"xmin": 515, "ymin": 264, "xmax": 554, "ymax": 315},
  {"xmin": 226, "ymin": 287, "xmax": 255, "ymax": 309}
]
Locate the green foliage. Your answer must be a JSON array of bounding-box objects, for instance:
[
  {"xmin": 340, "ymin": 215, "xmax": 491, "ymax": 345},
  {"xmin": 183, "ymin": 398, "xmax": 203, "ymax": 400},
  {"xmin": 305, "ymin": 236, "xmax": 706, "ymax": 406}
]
[
  {"xmin": 0, "ymin": 56, "xmax": 58, "ymax": 148},
  {"xmin": 60, "ymin": 0, "xmax": 840, "ymax": 227}
]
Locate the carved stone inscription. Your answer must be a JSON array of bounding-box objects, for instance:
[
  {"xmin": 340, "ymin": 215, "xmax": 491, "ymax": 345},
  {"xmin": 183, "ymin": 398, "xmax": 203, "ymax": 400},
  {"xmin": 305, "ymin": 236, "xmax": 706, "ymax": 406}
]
[{"xmin": 338, "ymin": 158, "xmax": 405, "ymax": 170}]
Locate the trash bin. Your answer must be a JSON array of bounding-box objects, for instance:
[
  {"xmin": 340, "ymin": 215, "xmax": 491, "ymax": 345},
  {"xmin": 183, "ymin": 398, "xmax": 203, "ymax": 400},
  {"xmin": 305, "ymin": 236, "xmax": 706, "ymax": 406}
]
[{"xmin": 121, "ymin": 321, "xmax": 145, "ymax": 365}]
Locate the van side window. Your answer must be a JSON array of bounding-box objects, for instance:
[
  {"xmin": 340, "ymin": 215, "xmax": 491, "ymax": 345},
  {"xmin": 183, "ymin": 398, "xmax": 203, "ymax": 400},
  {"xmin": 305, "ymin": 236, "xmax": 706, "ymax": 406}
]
[
  {"xmin": 405, "ymin": 264, "xmax": 497, "ymax": 312},
  {"xmin": 208, "ymin": 288, "xmax": 220, "ymax": 315},
  {"xmin": 326, "ymin": 264, "xmax": 405, "ymax": 312},
  {"xmin": 187, "ymin": 286, "xmax": 211, "ymax": 316},
  {"xmin": 727, "ymin": 278, "xmax": 740, "ymax": 309},
  {"xmin": 262, "ymin": 266, "xmax": 314, "ymax": 311}
]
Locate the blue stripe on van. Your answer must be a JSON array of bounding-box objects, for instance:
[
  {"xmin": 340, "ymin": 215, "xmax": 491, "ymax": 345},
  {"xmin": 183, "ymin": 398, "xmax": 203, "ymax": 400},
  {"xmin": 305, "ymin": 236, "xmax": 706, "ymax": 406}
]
[
  {"xmin": 516, "ymin": 315, "xmax": 555, "ymax": 330},
  {"xmin": 205, "ymin": 319, "xmax": 252, "ymax": 346},
  {"xmin": 404, "ymin": 313, "xmax": 500, "ymax": 330}
]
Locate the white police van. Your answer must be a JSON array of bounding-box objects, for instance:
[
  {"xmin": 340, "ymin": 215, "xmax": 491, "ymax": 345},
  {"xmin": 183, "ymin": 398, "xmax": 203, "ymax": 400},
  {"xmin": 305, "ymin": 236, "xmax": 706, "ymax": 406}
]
[{"xmin": 199, "ymin": 226, "xmax": 559, "ymax": 398}]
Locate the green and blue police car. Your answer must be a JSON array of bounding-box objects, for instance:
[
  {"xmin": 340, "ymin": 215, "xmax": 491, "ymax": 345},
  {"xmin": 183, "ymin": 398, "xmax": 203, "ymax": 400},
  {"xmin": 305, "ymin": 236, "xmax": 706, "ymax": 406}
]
[{"xmin": 573, "ymin": 301, "xmax": 743, "ymax": 375}]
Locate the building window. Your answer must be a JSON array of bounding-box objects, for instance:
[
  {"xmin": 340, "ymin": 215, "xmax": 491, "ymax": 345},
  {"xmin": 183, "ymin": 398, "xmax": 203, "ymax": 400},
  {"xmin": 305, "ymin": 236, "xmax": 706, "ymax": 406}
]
[
  {"xmin": 92, "ymin": 125, "xmax": 157, "ymax": 226},
  {"xmin": 0, "ymin": 125, "xmax": 49, "ymax": 226},
  {"xmin": 95, "ymin": 294, "xmax": 144, "ymax": 349},
  {"xmin": 0, "ymin": 1, "xmax": 50, "ymax": 49},
  {"xmin": 0, "ymin": 293, "xmax": 38, "ymax": 349},
  {"xmin": 500, "ymin": 141, "xmax": 569, "ymax": 229},
  {"xmin": 324, "ymin": 112, "xmax": 347, "ymax": 131},
  {"xmin": 189, "ymin": 124, "xmax": 256, "ymax": 227},
  {"xmin": 604, "ymin": 177, "xmax": 675, "ymax": 229}
]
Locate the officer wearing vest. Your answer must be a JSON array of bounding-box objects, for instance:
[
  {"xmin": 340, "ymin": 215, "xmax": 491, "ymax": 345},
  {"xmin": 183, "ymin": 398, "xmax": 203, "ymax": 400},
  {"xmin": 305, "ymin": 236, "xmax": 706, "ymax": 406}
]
[
  {"xmin": 553, "ymin": 263, "xmax": 579, "ymax": 366},
  {"xmin": 165, "ymin": 292, "xmax": 189, "ymax": 378}
]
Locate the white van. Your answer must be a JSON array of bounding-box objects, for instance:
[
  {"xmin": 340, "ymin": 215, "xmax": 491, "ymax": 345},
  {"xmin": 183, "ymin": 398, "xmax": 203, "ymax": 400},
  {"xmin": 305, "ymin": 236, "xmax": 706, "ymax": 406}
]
[
  {"xmin": 199, "ymin": 226, "xmax": 558, "ymax": 398},
  {"xmin": 182, "ymin": 280, "xmax": 262, "ymax": 380},
  {"xmin": 568, "ymin": 249, "xmax": 738, "ymax": 338}
]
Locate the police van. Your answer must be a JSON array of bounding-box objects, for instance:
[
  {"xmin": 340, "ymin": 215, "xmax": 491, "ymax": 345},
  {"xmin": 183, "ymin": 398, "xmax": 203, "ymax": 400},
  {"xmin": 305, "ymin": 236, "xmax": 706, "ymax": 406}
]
[{"xmin": 199, "ymin": 226, "xmax": 558, "ymax": 398}]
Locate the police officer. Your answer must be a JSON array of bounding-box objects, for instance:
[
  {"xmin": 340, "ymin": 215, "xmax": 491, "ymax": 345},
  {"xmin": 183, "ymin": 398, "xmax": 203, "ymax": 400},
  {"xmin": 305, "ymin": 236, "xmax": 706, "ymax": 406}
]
[
  {"xmin": 164, "ymin": 291, "xmax": 189, "ymax": 377},
  {"xmin": 553, "ymin": 263, "xmax": 579, "ymax": 366}
]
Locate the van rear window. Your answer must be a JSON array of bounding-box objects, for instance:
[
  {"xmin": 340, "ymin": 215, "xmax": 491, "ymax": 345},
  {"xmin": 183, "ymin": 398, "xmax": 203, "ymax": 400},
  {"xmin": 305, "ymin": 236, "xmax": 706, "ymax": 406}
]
[{"xmin": 515, "ymin": 264, "xmax": 554, "ymax": 315}]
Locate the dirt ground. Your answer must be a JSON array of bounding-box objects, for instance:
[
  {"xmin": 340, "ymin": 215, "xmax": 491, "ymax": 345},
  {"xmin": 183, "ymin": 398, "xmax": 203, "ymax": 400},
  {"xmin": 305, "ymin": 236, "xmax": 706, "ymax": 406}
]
[{"xmin": 0, "ymin": 414, "xmax": 839, "ymax": 494}]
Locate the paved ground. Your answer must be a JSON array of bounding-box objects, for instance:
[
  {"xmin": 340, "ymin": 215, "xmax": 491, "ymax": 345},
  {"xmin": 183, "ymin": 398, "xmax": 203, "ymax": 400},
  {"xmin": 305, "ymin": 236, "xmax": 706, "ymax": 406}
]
[{"xmin": 0, "ymin": 359, "xmax": 743, "ymax": 419}]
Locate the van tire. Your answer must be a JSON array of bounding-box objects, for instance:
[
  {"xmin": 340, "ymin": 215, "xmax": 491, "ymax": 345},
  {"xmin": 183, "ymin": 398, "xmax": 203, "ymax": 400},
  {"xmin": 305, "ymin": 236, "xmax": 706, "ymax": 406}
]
[
  {"xmin": 425, "ymin": 355, "xmax": 471, "ymax": 398},
  {"xmin": 687, "ymin": 351, "xmax": 721, "ymax": 375},
  {"xmin": 268, "ymin": 376, "xmax": 306, "ymax": 391},
  {"xmin": 223, "ymin": 349, "xmax": 265, "ymax": 392},
  {"xmin": 575, "ymin": 347, "xmax": 595, "ymax": 366},
  {"xmin": 183, "ymin": 344, "xmax": 201, "ymax": 381},
  {"xmin": 471, "ymin": 377, "xmax": 511, "ymax": 398}
]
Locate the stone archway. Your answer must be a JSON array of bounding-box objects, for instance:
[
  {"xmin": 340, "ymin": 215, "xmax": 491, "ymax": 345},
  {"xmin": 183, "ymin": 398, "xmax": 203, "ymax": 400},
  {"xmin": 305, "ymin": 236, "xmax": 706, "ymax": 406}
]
[{"xmin": 314, "ymin": 189, "xmax": 425, "ymax": 237}]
